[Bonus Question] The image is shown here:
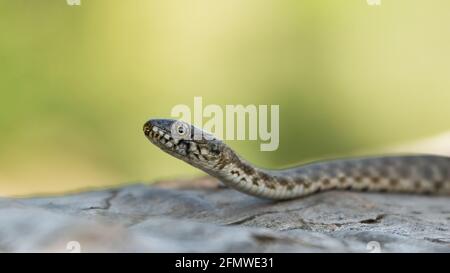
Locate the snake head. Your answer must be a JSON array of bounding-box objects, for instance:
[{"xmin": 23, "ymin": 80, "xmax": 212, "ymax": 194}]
[{"xmin": 143, "ymin": 119, "xmax": 225, "ymax": 169}]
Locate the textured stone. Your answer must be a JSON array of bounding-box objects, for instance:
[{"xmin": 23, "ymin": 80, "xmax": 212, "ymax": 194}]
[{"xmin": 0, "ymin": 176, "xmax": 448, "ymax": 252}]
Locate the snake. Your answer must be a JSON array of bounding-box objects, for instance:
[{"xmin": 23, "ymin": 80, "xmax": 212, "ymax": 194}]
[{"xmin": 143, "ymin": 118, "xmax": 450, "ymax": 200}]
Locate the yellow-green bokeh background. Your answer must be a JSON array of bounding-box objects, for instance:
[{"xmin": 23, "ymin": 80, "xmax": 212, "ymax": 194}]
[{"xmin": 1, "ymin": 0, "xmax": 449, "ymax": 196}]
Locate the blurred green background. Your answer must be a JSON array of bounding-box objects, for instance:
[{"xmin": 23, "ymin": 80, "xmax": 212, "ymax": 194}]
[{"xmin": 1, "ymin": 0, "xmax": 450, "ymax": 196}]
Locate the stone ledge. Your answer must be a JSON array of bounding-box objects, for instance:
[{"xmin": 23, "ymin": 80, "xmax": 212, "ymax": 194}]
[{"xmin": 0, "ymin": 177, "xmax": 448, "ymax": 252}]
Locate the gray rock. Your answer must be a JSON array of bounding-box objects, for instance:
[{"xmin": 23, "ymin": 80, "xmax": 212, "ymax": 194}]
[{"xmin": 0, "ymin": 177, "xmax": 448, "ymax": 252}]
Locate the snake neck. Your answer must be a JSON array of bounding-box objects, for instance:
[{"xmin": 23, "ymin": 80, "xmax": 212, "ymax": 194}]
[
  {"xmin": 201, "ymin": 146, "xmax": 300, "ymax": 198},
  {"xmin": 205, "ymin": 149, "xmax": 279, "ymax": 197}
]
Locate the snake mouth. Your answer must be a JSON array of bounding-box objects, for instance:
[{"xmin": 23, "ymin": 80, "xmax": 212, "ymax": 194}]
[
  {"xmin": 143, "ymin": 120, "xmax": 167, "ymax": 138},
  {"xmin": 143, "ymin": 120, "xmax": 183, "ymax": 151},
  {"xmin": 144, "ymin": 123, "xmax": 166, "ymax": 140}
]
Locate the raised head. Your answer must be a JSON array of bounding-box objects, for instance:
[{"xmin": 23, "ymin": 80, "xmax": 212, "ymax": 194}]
[{"xmin": 143, "ymin": 119, "xmax": 229, "ymax": 171}]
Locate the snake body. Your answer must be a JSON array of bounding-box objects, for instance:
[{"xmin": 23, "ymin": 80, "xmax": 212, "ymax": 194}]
[{"xmin": 144, "ymin": 119, "xmax": 450, "ymax": 200}]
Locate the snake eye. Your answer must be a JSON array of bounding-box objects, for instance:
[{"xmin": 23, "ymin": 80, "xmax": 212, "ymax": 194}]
[{"xmin": 171, "ymin": 121, "xmax": 191, "ymax": 139}]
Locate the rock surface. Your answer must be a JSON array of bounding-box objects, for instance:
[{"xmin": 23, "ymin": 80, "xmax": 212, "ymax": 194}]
[{"xmin": 0, "ymin": 176, "xmax": 448, "ymax": 252}]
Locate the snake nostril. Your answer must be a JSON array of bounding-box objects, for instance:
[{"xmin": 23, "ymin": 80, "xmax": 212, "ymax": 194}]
[{"xmin": 143, "ymin": 124, "xmax": 151, "ymax": 136}]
